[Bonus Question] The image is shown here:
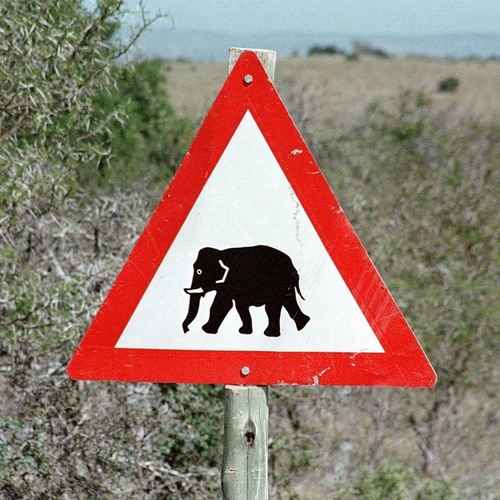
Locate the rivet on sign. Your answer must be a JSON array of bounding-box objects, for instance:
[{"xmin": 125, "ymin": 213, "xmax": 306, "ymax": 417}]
[
  {"xmin": 243, "ymin": 74, "xmax": 253, "ymax": 84},
  {"xmin": 241, "ymin": 366, "xmax": 250, "ymax": 376}
]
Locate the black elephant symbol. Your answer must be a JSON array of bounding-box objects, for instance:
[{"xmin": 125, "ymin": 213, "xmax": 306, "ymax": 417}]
[{"xmin": 182, "ymin": 245, "xmax": 310, "ymax": 337}]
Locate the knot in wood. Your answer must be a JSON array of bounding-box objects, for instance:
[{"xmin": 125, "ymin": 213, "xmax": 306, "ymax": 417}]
[
  {"xmin": 244, "ymin": 431, "xmax": 255, "ymax": 445},
  {"xmin": 243, "ymin": 420, "xmax": 256, "ymax": 446}
]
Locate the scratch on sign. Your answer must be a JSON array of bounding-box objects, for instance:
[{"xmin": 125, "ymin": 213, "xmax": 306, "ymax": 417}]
[{"xmin": 312, "ymin": 366, "xmax": 331, "ymax": 385}]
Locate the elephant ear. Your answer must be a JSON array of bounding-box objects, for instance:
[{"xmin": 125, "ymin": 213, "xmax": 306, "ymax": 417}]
[{"xmin": 215, "ymin": 260, "xmax": 230, "ymax": 284}]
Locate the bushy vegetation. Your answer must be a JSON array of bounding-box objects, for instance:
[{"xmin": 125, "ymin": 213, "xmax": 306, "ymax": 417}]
[
  {"xmin": 334, "ymin": 461, "xmax": 456, "ymax": 499},
  {"xmin": 1, "ymin": 0, "xmax": 121, "ymax": 358},
  {"xmin": 352, "ymin": 40, "xmax": 390, "ymax": 58},
  {"xmin": 1, "ymin": 1, "xmax": 499, "ymax": 497},
  {"xmin": 307, "ymin": 45, "xmax": 346, "ymax": 57},
  {"xmin": 91, "ymin": 59, "xmax": 194, "ymax": 189},
  {"xmin": 437, "ymin": 76, "xmax": 460, "ymax": 92},
  {"xmin": 307, "ymin": 40, "xmax": 390, "ymax": 60}
]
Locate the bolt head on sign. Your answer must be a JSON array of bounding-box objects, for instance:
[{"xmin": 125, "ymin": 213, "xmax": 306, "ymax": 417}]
[{"xmin": 67, "ymin": 51, "xmax": 436, "ymax": 388}]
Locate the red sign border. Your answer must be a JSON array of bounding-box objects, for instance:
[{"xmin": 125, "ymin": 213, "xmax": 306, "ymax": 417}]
[{"xmin": 67, "ymin": 51, "xmax": 436, "ymax": 387}]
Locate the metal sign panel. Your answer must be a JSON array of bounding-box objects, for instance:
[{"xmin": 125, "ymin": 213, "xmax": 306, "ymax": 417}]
[{"xmin": 67, "ymin": 51, "xmax": 436, "ymax": 387}]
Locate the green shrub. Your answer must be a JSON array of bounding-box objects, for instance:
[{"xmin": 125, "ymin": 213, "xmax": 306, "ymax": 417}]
[
  {"xmin": 334, "ymin": 462, "xmax": 457, "ymax": 499},
  {"xmin": 308, "ymin": 45, "xmax": 346, "ymax": 57},
  {"xmin": 157, "ymin": 384, "xmax": 224, "ymax": 470},
  {"xmin": 352, "ymin": 40, "xmax": 390, "ymax": 58},
  {"xmin": 352, "ymin": 462, "xmax": 411, "ymax": 499},
  {"xmin": 89, "ymin": 59, "xmax": 195, "ymax": 189},
  {"xmin": 0, "ymin": 0, "xmax": 126, "ymax": 354},
  {"xmin": 437, "ymin": 76, "xmax": 460, "ymax": 92}
]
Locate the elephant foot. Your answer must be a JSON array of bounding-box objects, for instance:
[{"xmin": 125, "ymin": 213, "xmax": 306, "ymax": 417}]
[
  {"xmin": 264, "ymin": 327, "xmax": 281, "ymax": 337},
  {"xmin": 239, "ymin": 325, "xmax": 253, "ymax": 334},
  {"xmin": 202, "ymin": 323, "xmax": 219, "ymax": 334},
  {"xmin": 295, "ymin": 314, "xmax": 310, "ymax": 331}
]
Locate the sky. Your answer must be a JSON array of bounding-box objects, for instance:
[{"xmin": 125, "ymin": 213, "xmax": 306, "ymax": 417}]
[{"xmin": 124, "ymin": 0, "xmax": 500, "ymax": 36}]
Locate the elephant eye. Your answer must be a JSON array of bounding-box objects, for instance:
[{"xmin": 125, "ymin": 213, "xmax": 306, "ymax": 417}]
[{"xmin": 196, "ymin": 269, "xmax": 202, "ymax": 275}]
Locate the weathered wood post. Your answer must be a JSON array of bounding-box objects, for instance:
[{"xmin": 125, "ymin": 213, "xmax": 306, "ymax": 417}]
[
  {"xmin": 222, "ymin": 385, "xmax": 269, "ymax": 499},
  {"xmin": 228, "ymin": 47, "xmax": 276, "ymax": 81},
  {"xmin": 221, "ymin": 48, "xmax": 276, "ymax": 500}
]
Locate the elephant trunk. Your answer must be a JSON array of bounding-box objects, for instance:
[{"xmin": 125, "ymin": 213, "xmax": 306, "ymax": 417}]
[{"xmin": 182, "ymin": 290, "xmax": 202, "ymax": 333}]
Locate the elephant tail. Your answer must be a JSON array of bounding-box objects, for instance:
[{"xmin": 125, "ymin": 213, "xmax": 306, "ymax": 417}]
[{"xmin": 295, "ymin": 277, "xmax": 306, "ymax": 301}]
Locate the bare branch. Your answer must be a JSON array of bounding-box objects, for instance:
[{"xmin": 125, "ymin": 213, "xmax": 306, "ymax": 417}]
[{"xmin": 113, "ymin": 0, "xmax": 171, "ymax": 59}]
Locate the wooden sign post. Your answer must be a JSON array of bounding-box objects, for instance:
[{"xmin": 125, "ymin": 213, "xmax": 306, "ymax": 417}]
[
  {"xmin": 222, "ymin": 385, "xmax": 269, "ymax": 498},
  {"xmin": 221, "ymin": 48, "xmax": 276, "ymax": 500}
]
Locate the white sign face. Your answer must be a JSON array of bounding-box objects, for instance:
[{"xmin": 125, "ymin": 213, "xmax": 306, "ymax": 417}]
[{"xmin": 116, "ymin": 111, "xmax": 383, "ymax": 353}]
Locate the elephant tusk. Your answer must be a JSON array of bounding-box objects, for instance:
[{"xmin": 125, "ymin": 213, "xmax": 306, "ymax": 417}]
[
  {"xmin": 215, "ymin": 260, "xmax": 230, "ymax": 284},
  {"xmin": 184, "ymin": 287, "xmax": 204, "ymax": 294}
]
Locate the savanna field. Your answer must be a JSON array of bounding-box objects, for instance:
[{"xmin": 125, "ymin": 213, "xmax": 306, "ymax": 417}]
[{"xmin": 1, "ymin": 3, "xmax": 499, "ymax": 497}]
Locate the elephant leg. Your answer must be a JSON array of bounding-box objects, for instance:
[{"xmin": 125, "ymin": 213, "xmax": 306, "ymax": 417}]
[
  {"xmin": 235, "ymin": 302, "xmax": 253, "ymax": 334},
  {"xmin": 203, "ymin": 295, "xmax": 233, "ymax": 334},
  {"xmin": 264, "ymin": 302, "xmax": 282, "ymax": 337},
  {"xmin": 283, "ymin": 293, "xmax": 310, "ymax": 331}
]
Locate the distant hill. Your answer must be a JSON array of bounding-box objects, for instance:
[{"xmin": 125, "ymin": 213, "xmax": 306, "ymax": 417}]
[{"xmin": 128, "ymin": 28, "xmax": 500, "ymax": 61}]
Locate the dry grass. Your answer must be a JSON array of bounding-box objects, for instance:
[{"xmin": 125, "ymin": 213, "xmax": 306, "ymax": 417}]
[{"xmin": 164, "ymin": 55, "xmax": 500, "ymax": 135}]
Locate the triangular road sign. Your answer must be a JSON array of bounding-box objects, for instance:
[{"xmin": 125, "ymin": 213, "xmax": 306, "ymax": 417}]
[{"xmin": 67, "ymin": 51, "xmax": 436, "ymax": 387}]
